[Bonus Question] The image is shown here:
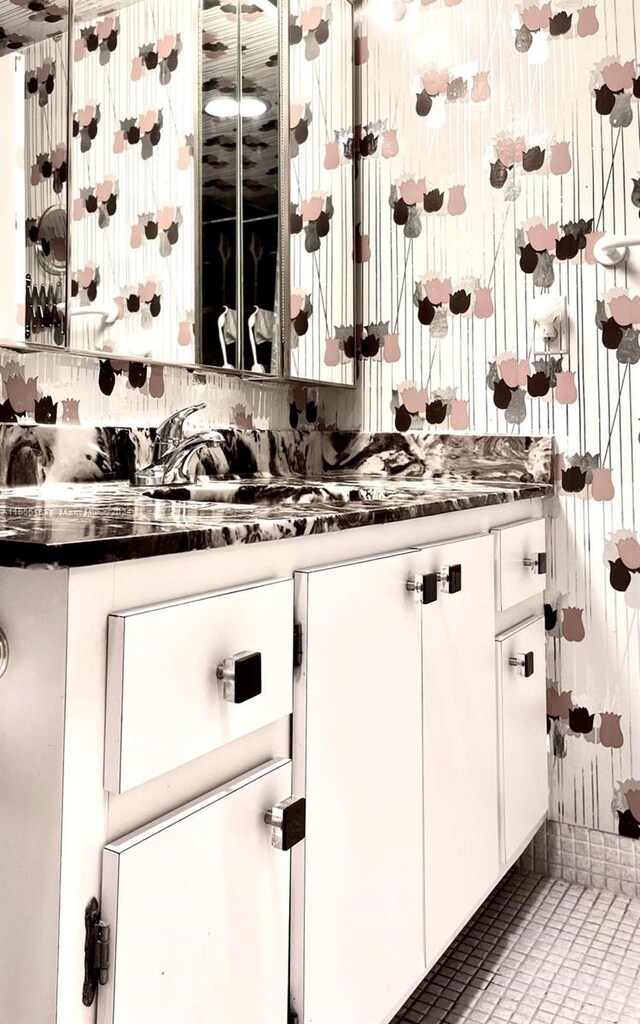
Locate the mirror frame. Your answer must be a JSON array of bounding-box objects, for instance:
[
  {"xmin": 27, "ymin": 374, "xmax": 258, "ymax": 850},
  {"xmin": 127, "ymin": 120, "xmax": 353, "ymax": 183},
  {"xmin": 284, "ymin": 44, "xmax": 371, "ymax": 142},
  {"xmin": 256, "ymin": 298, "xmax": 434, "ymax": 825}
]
[{"xmin": 3, "ymin": 0, "xmax": 358, "ymax": 389}]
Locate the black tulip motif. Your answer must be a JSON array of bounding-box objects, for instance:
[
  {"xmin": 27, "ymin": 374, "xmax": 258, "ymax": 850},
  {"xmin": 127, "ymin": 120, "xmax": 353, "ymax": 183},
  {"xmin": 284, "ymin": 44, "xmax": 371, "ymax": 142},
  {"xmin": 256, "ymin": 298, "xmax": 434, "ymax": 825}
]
[
  {"xmin": 128, "ymin": 363, "xmax": 147, "ymax": 389},
  {"xmin": 493, "ymin": 379, "xmax": 514, "ymax": 409},
  {"xmin": 602, "ymin": 318, "xmax": 623, "ymax": 350},
  {"xmin": 562, "ymin": 466, "xmax": 586, "ymax": 492},
  {"xmin": 394, "ymin": 198, "xmax": 409, "ymax": 225},
  {"xmin": 617, "ymin": 810, "xmax": 640, "ymax": 839},
  {"xmin": 569, "ymin": 706, "xmax": 594, "ymax": 734},
  {"xmin": 549, "ymin": 11, "xmax": 572, "ymax": 35},
  {"xmin": 595, "ymin": 85, "xmax": 616, "ymax": 116},
  {"xmin": 418, "ymin": 297, "xmax": 436, "ymax": 325},
  {"xmin": 544, "ymin": 603, "xmax": 557, "ymax": 632},
  {"xmin": 361, "ymin": 332, "xmax": 379, "ymax": 358},
  {"xmin": 425, "ymin": 400, "xmax": 447, "ymax": 424},
  {"xmin": 527, "ymin": 371, "xmax": 550, "ymax": 397},
  {"xmin": 555, "ymin": 234, "xmax": 579, "ymax": 261},
  {"xmin": 424, "ymin": 189, "xmax": 444, "ymax": 213},
  {"xmin": 415, "ymin": 90, "xmax": 432, "ymax": 117},
  {"xmin": 395, "ymin": 405, "xmax": 412, "ymax": 432},
  {"xmin": 490, "ymin": 160, "xmax": 508, "ymax": 189},
  {"xmin": 609, "ymin": 558, "xmax": 631, "ymax": 592},
  {"xmin": 449, "ymin": 290, "xmax": 471, "ymax": 315},
  {"xmin": 520, "ymin": 244, "xmax": 539, "ymax": 273},
  {"xmin": 522, "ymin": 146, "xmax": 545, "ymax": 172}
]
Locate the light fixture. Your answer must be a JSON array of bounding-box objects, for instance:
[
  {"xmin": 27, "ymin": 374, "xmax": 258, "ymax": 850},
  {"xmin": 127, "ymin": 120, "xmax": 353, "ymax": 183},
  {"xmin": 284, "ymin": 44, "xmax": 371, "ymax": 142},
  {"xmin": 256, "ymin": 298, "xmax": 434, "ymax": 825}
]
[{"xmin": 204, "ymin": 96, "xmax": 269, "ymax": 118}]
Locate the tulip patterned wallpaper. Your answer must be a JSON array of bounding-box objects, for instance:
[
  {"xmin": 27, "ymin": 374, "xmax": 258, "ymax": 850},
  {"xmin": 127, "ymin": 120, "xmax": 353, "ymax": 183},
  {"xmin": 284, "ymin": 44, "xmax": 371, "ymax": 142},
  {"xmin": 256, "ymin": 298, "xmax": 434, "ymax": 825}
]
[
  {"xmin": 358, "ymin": 0, "xmax": 639, "ymax": 840},
  {"xmin": 69, "ymin": 0, "xmax": 198, "ymax": 363}
]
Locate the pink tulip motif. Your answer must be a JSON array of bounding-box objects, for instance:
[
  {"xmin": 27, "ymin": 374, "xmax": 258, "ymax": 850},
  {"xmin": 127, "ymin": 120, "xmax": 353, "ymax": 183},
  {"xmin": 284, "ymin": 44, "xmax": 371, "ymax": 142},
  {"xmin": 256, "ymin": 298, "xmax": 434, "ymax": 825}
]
[
  {"xmin": 421, "ymin": 69, "xmax": 448, "ymax": 96},
  {"xmin": 324, "ymin": 338, "xmax": 341, "ymax": 367},
  {"xmin": 62, "ymin": 399, "xmax": 80, "ymax": 424},
  {"xmin": 608, "ymin": 293, "xmax": 640, "ymax": 327},
  {"xmin": 555, "ymin": 371, "xmax": 577, "ymax": 405},
  {"xmin": 382, "ymin": 129, "xmax": 399, "ymax": 159},
  {"xmin": 522, "ymin": 3, "xmax": 552, "ymax": 31},
  {"xmin": 450, "ymin": 400, "xmax": 469, "ymax": 430},
  {"xmin": 474, "ymin": 288, "xmax": 494, "ymax": 319},
  {"xmin": 148, "ymin": 364, "xmax": 165, "ymax": 399},
  {"xmin": 178, "ymin": 321, "xmax": 193, "ymax": 347},
  {"xmin": 401, "ymin": 386, "xmax": 428, "ymax": 415},
  {"xmin": 424, "ymin": 277, "xmax": 452, "ymax": 305},
  {"xmin": 324, "ymin": 141, "xmax": 340, "ymax": 170},
  {"xmin": 447, "ymin": 185, "xmax": 466, "ymax": 216},
  {"xmin": 5, "ymin": 374, "xmax": 38, "ymax": 415},
  {"xmin": 399, "ymin": 178, "xmax": 426, "ymax": 205},
  {"xmin": 626, "ymin": 789, "xmax": 640, "ymax": 823},
  {"xmin": 562, "ymin": 607, "xmax": 585, "ymax": 642},
  {"xmin": 577, "ymin": 6, "xmax": 599, "ymax": 37},
  {"xmin": 471, "ymin": 72, "xmax": 490, "ymax": 103},
  {"xmin": 526, "ymin": 221, "xmax": 559, "ymax": 253},
  {"xmin": 616, "ymin": 536, "xmax": 640, "ymax": 570},
  {"xmin": 383, "ymin": 333, "xmax": 401, "ymax": 363},
  {"xmin": 591, "ymin": 467, "xmax": 614, "ymax": 501},
  {"xmin": 601, "ymin": 60, "xmax": 635, "ymax": 93},
  {"xmin": 584, "ymin": 231, "xmax": 605, "ymax": 264},
  {"xmin": 547, "ymin": 689, "xmax": 573, "ymax": 720},
  {"xmin": 177, "ymin": 144, "xmax": 192, "ymax": 171},
  {"xmin": 550, "ymin": 141, "xmax": 571, "ymax": 176},
  {"xmin": 599, "ymin": 713, "xmax": 623, "ymax": 749},
  {"xmin": 499, "ymin": 358, "xmax": 519, "ymax": 388}
]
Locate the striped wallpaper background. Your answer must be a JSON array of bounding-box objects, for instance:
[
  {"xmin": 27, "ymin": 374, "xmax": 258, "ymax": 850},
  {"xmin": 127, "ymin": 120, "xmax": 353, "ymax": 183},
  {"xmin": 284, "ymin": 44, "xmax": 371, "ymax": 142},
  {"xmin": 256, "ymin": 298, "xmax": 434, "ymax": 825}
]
[{"xmin": 358, "ymin": 0, "xmax": 639, "ymax": 839}]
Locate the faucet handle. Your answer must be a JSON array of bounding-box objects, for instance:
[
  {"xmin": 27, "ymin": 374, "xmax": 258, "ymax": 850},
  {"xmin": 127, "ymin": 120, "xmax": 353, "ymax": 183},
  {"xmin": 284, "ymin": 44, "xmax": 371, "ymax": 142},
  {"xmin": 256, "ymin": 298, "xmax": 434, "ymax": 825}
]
[{"xmin": 154, "ymin": 404, "xmax": 206, "ymax": 458}]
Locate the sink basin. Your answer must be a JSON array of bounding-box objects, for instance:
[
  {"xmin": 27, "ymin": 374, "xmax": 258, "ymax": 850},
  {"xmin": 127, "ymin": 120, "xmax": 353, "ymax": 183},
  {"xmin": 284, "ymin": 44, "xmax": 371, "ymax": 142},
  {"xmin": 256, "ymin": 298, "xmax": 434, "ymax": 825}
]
[{"xmin": 144, "ymin": 479, "xmax": 389, "ymax": 506}]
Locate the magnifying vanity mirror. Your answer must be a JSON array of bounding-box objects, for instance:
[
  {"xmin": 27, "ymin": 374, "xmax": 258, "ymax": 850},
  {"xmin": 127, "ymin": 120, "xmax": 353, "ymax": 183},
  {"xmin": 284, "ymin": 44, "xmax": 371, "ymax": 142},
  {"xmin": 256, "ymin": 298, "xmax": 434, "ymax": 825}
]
[{"xmin": 0, "ymin": 0, "xmax": 357, "ymax": 388}]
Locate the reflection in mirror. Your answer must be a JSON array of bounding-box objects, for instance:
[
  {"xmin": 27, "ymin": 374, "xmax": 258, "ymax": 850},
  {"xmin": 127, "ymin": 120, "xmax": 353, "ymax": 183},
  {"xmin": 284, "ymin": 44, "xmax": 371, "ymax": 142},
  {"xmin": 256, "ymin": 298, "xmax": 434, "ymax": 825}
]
[
  {"xmin": 68, "ymin": 0, "xmax": 198, "ymax": 362},
  {"xmin": 0, "ymin": 0, "xmax": 70, "ymax": 348},
  {"xmin": 289, "ymin": 0, "xmax": 355, "ymax": 385},
  {"xmin": 240, "ymin": 0, "xmax": 280, "ymax": 376},
  {"xmin": 200, "ymin": 0, "xmax": 239, "ymax": 370}
]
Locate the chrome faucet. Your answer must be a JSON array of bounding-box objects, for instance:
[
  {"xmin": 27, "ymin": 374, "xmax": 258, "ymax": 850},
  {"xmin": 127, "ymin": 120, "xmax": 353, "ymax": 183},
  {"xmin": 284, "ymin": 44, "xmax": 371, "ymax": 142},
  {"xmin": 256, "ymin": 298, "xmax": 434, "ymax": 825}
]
[{"xmin": 135, "ymin": 404, "xmax": 226, "ymax": 486}]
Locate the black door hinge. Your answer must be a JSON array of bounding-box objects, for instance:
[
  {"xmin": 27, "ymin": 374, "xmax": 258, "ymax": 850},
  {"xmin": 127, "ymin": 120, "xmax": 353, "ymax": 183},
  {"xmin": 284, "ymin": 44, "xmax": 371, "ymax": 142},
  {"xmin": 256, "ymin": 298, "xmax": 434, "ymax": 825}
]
[
  {"xmin": 293, "ymin": 623, "xmax": 303, "ymax": 668},
  {"xmin": 82, "ymin": 897, "xmax": 110, "ymax": 1006},
  {"xmin": 288, "ymin": 1008, "xmax": 299, "ymax": 1024}
]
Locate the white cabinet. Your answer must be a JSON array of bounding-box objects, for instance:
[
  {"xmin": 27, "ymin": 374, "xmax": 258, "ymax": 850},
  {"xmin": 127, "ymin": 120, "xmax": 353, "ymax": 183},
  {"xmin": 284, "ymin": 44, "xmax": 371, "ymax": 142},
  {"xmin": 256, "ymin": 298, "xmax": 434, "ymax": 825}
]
[
  {"xmin": 105, "ymin": 578, "xmax": 294, "ymax": 793},
  {"xmin": 417, "ymin": 535, "xmax": 500, "ymax": 966},
  {"xmin": 496, "ymin": 616, "xmax": 547, "ymax": 863},
  {"xmin": 292, "ymin": 551, "xmax": 425, "ymax": 1024},
  {"xmin": 98, "ymin": 759, "xmax": 294, "ymax": 1024},
  {"xmin": 491, "ymin": 518, "xmax": 546, "ymax": 611}
]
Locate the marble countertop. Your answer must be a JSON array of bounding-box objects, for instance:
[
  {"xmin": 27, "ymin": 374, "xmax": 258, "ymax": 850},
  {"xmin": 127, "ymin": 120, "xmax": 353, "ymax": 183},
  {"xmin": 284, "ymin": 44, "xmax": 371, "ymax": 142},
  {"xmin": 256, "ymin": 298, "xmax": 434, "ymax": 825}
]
[{"xmin": 0, "ymin": 476, "xmax": 553, "ymax": 569}]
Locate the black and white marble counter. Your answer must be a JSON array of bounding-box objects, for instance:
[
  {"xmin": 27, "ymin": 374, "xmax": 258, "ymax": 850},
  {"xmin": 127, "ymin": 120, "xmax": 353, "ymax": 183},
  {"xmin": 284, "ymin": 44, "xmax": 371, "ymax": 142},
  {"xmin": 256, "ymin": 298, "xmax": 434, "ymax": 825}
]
[
  {"xmin": 0, "ymin": 476, "xmax": 552, "ymax": 569},
  {"xmin": 0, "ymin": 427, "xmax": 553, "ymax": 568}
]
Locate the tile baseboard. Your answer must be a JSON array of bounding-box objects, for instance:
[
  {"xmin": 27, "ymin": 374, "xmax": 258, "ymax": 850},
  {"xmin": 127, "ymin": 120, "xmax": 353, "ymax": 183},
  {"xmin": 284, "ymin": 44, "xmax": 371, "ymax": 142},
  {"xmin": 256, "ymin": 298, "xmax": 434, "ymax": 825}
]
[{"xmin": 519, "ymin": 819, "xmax": 640, "ymax": 899}]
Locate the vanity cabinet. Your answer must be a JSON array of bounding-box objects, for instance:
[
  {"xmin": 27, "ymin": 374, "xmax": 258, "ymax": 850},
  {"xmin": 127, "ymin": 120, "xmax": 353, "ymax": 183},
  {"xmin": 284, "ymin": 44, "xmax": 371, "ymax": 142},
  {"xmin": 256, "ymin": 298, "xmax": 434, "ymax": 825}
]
[
  {"xmin": 417, "ymin": 535, "xmax": 499, "ymax": 966},
  {"xmin": 98, "ymin": 759, "xmax": 292, "ymax": 1024},
  {"xmin": 0, "ymin": 498, "xmax": 548, "ymax": 1024},
  {"xmin": 291, "ymin": 550, "xmax": 425, "ymax": 1024}
]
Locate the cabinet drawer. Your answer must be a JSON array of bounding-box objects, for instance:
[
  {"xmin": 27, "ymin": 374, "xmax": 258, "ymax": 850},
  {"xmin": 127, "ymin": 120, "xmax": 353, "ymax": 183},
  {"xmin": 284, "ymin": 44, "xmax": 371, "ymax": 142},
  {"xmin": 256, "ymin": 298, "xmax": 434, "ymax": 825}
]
[
  {"xmin": 491, "ymin": 518, "xmax": 546, "ymax": 610},
  {"xmin": 105, "ymin": 578, "xmax": 294, "ymax": 793},
  {"xmin": 98, "ymin": 759, "xmax": 292, "ymax": 1024},
  {"xmin": 496, "ymin": 615, "xmax": 547, "ymax": 864}
]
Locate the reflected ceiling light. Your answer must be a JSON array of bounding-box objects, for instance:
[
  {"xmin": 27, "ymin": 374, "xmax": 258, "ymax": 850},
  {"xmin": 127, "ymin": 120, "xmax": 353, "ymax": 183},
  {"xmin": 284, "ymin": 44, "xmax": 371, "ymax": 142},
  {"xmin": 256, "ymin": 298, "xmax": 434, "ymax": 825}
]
[{"xmin": 204, "ymin": 96, "xmax": 269, "ymax": 118}]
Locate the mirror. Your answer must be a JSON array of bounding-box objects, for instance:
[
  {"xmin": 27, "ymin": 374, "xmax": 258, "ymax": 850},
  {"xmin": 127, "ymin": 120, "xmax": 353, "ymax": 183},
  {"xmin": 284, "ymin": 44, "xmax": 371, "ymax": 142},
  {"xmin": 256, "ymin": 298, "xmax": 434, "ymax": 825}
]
[
  {"xmin": 0, "ymin": 0, "xmax": 356, "ymax": 387},
  {"xmin": 0, "ymin": 0, "xmax": 70, "ymax": 349}
]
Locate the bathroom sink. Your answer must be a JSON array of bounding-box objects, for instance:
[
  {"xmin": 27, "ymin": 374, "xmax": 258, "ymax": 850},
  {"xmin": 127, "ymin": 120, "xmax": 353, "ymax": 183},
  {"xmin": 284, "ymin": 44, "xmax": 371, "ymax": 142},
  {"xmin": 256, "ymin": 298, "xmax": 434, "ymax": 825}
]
[{"xmin": 144, "ymin": 479, "xmax": 389, "ymax": 506}]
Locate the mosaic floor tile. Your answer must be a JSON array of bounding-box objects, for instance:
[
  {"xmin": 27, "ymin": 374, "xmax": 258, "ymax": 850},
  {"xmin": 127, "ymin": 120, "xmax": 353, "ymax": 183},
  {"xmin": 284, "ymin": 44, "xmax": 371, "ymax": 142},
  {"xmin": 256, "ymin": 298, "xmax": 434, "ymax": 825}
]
[{"xmin": 393, "ymin": 872, "xmax": 640, "ymax": 1024}]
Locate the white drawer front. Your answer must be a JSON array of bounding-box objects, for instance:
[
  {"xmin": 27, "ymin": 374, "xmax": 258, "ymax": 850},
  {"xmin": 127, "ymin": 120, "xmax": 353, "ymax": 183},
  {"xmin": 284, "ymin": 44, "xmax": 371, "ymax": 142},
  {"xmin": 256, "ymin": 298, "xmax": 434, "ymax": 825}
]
[
  {"xmin": 492, "ymin": 518, "xmax": 546, "ymax": 610},
  {"xmin": 496, "ymin": 615, "xmax": 547, "ymax": 864},
  {"xmin": 105, "ymin": 578, "xmax": 294, "ymax": 793}
]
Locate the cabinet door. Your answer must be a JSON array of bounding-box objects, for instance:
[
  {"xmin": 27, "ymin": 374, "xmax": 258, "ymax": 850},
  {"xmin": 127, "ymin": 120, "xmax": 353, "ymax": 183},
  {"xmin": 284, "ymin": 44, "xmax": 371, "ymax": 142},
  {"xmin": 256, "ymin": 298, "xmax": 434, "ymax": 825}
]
[
  {"xmin": 98, "ymin": 760, "xmax": 292, "ymax": 1024},
  {"xmin": 418, "ymin": 535, "xmax": 499, "ymax": 966},
  {"xmin": 496, "ymin": 616, "xmax": 547, "ymax": 863},
  {"xmin": 293, "ymin": 551, "xmax": 425, "ymax": 1024}
]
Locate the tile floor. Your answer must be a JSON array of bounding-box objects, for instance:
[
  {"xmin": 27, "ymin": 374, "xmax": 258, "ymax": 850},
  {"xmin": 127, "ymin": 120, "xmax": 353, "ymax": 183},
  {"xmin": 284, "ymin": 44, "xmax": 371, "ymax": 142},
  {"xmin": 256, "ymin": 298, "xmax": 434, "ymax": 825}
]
[{"xmin": 393, "ymin": 871, "xmax": 640, "ymax": 1024}]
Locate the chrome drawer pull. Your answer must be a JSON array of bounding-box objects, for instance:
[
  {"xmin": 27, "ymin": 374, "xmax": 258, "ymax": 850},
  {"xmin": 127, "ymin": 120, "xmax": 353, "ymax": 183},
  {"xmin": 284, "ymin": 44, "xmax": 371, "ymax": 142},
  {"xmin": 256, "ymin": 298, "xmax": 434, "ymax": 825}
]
[
  {"xmin": 264, "ymin": 796, "xmax": 306, "ymax": 851},
  {"xmin": 509, "ymin": 651, "xmax": 535, "ymax": 677},
  {"xmin": 216, "ymin": 650, "xmax": 262, "ymax": 703},
  {"xmin": 523, "ymin": 552, "xmax": 547, "ymax": 574}
]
